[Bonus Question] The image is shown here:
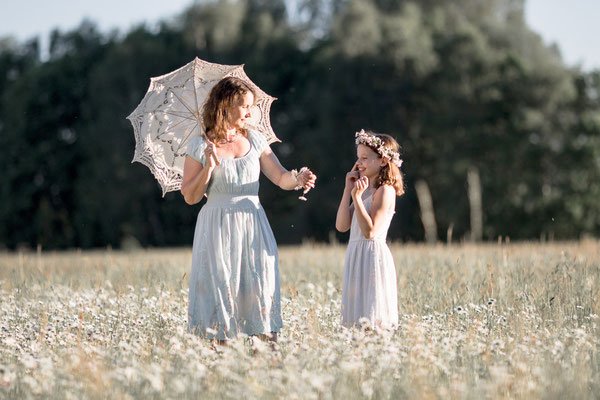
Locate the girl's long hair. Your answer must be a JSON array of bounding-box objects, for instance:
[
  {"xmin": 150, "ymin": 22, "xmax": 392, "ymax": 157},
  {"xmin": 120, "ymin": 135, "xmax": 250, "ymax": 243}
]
[
  {"xmin": 202, "ymin": 76, "xmax": 255, "ymax": 143},
  {"xmin": 364, "ymin": 132, "xmax": 405, "ymax": 196}
]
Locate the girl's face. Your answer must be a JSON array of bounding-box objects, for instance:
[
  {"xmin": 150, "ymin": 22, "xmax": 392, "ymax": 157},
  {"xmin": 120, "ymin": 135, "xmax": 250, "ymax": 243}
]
[
  {"xmin": 227, "ymin": 91, "xmax": 254, "ymax": 130},
  {"xmin": 356, "ymin": 144, "xmax": 385, "ymax": 180}
]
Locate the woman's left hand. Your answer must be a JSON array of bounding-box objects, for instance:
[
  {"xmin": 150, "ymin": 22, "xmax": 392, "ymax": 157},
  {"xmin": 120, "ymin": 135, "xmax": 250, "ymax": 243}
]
[
  {"xmin": 297, "ymin": 168, "xmax": 317, "ymax": 193},
  {"xmin": 351, "ymin": 176, "xmax": 369, "ymax": 198}
]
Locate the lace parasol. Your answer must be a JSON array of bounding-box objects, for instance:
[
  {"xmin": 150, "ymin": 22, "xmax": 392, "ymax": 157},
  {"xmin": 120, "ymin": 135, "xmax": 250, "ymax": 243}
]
[{"xmin": 126, "ymin": 57, "xmax": 279, "ymax": 196}]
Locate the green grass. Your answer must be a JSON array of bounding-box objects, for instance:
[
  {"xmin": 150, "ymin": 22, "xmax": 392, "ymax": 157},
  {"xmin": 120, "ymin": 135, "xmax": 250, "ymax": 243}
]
[{"xmin": 1, "ymin": 242, "xmax": 599, "ymax": 399}]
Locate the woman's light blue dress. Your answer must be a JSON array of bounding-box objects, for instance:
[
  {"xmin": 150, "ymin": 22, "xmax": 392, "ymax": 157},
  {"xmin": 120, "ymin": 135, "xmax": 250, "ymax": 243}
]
[{"xmin": 185, "ymin": 131, "xmax": 282, "ymax": 340}]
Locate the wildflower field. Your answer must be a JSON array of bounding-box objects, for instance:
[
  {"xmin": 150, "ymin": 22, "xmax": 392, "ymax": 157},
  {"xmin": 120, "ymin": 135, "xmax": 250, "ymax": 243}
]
[{"xmin": 1, "ymin": 241, "xmax": 599, "ymax": 399}]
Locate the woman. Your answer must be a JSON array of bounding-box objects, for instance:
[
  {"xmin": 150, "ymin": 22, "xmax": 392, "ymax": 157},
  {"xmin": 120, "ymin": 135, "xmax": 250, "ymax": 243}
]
[{"xmin": 181, "ymin": 77, "xmax": 316, "ymax": 342}]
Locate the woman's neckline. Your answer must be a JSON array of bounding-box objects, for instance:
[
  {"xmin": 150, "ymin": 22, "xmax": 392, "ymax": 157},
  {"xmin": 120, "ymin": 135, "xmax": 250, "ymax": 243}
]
[{"xmin": 218, "ymin": 136, "xmax": 253, "ymax": 161}]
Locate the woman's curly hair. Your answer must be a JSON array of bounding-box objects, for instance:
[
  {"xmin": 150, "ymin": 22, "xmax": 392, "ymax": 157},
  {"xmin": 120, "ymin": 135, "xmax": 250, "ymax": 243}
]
[{"xmin": 202, "ymin": 76, "xmax": 255, "ymax": 142}]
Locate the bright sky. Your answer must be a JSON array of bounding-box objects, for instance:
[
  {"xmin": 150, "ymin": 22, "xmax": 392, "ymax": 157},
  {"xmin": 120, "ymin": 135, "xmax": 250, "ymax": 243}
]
[
  {"xmin": 525, "ymin": 0, "xmax": 600, "ymax": 71},
  {"xmin": 0, "ymin": 0, "xmax": 599, "ymax": 70}
]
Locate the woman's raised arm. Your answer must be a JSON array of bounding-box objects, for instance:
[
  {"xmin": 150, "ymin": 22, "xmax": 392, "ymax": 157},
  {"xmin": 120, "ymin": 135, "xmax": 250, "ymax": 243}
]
[{"xmin": 259, "ymin": 147, "xmax": 316, "ymax": 191}]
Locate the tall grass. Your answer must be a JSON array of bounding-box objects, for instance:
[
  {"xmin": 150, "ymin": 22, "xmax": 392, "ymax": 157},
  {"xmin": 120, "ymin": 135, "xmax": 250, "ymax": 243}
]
[{"xmin": 1, "ymin": 241, "xmax": 598, "ymax": 399}]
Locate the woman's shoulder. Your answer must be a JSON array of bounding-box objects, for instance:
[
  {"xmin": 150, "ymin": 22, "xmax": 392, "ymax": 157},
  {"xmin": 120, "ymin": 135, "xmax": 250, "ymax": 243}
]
[
  {"xmin": 185, "ymin": 135, "xmax": 207, "ymax": 162},
  {"xmin": 246, "ymin": 129, "xmax": 262, "ymax": 141},
  {"xmin": 246, "ymin": 129, "xmax": 269, "ymax": 152},
  {"xmin": 187, "ymin": 135, "xmax": 205, "ymax": 146}
]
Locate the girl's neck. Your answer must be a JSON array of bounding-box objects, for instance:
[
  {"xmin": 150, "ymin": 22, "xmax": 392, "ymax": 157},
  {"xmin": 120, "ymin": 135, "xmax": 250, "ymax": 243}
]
[
  {"xmin": 366, "ymin": 172, "xmax": 379, "ymax": 186},
  {"xmin": 363, "ymin": 173, "xmax": 379, "ymax": 197},
  {"xmin": 360, "ymin": 187, "xmax": 374, "ymax": 201}
]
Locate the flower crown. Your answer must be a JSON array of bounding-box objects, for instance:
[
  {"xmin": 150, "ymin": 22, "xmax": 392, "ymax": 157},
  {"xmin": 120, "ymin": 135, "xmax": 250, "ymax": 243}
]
[{"xmin": 355, "ymin": 129, "xmax": 403, "ymax": 168}]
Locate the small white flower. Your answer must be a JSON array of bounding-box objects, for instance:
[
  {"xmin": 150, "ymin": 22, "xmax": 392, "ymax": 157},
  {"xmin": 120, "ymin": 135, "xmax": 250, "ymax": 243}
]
[{"xmin": 361, "ymin": 379, "xmax": 375, "ymax": 398}]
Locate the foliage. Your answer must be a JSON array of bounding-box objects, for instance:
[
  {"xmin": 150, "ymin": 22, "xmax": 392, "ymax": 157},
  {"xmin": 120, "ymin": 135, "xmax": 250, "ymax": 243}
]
[{"xmin": 0, "ymin": 0, "xmax": 599, "ymax": 248}]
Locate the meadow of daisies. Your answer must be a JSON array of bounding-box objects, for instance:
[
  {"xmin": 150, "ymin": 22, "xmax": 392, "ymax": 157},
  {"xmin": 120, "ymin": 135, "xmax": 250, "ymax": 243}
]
[{"xmin": 1, "ymin": 241, "xmax": 598, "ymax": 399}]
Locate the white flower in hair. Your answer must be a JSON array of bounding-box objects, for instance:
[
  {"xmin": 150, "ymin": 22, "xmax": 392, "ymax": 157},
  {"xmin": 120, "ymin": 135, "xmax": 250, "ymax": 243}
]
[{"xmin": 355, "ymin": 129, "xmax": 403, "ymax": 168}]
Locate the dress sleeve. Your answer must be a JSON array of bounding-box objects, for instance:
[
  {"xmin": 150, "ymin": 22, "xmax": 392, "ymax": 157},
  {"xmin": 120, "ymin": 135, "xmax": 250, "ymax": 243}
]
[
  {"xmin": 249, "ymin": 130, "xmax": 270, "ymax": 154},
  {"xmin": 185, "ymin": 135, "xmax": 207, "ymax": 165}
]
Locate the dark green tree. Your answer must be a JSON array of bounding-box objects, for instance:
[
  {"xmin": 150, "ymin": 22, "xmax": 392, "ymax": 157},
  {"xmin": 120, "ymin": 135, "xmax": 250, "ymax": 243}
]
[
  {"xmin": 0, "ymin": 0, "xmax": 598, "ymax": 248},
  {"xmin": 0, "ymin": 23, "xmax": 109, "ymax": 248}
]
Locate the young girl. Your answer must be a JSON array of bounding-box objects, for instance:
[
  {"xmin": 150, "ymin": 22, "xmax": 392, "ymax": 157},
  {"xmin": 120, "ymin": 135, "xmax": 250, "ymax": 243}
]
[{"xmin": 335, "ymin": 129, "xmax": 404, "ymax": 330}]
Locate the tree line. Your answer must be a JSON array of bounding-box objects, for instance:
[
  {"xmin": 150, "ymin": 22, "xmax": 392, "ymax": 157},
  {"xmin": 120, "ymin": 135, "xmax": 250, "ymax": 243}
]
[{"xmin": 0, "ymin": 0, "xmax": 599, "ymax": 250}]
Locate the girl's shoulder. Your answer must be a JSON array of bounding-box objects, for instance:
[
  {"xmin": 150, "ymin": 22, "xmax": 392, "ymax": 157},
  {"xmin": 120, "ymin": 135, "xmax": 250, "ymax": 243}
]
[
  {"xmin": 372, "ymin": 184, "xmax": 396, "ymax": 211},
  {"xmin": 374, "ymin": 184, "xmax": 396, "ymax": 198}
]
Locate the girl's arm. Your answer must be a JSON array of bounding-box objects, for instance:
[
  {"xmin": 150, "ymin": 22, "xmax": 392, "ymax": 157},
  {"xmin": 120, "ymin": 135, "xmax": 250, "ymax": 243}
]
[
  {"xmin": 335, "ymin": 187, "xmax": 354, "ymax": 232},
  {"xmin": 259, "ymin": 147, "xmax": 316, "ymax": 190},
  {"xmin": 335, "ymin": 164, "xmax": 360, "ymax": 232},
  {"xmin": 353, "ymin": 184, "xmax": 396, "ymax": 239}
]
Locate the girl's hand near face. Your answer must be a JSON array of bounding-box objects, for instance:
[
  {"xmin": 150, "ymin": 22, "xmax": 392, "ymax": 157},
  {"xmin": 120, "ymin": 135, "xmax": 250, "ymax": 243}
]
[
  {"xmin": 345, "ymin": 163, "xmax": 360, "ymax": 191},
  {"xmin": 351, "ymin": 176, "xmax": 369, "ymax": 199}
]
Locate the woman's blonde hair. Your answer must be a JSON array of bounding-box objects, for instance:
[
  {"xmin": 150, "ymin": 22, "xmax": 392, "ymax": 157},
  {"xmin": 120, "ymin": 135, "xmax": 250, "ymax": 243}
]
[
  {"xmin": 362, "ymin": 132, "xmax": 405, "ymax": 196},
  {"xmin": 202, "ymin": 76, "xmax": 255, "ymax": 142}
]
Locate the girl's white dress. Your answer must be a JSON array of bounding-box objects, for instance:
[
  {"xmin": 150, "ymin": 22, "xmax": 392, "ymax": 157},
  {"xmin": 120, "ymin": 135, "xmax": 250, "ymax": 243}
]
[
  {"xmin": 341, "ymin": 192, "xmax": 398, "ymax": 329},
  {"xmin": 186, "ymin": 131, "xmax": 282, "ymax": 340}
]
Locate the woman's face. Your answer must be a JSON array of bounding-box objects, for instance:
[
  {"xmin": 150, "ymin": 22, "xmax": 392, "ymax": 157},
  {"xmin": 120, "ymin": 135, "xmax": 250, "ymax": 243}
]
[
  {"xmin": 227, "ymin": 91, "xmax": 254, "ymax": 130},
  {"xmin": 356, "ymin": 144, "xmax": 384, "ymax": 179}
]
